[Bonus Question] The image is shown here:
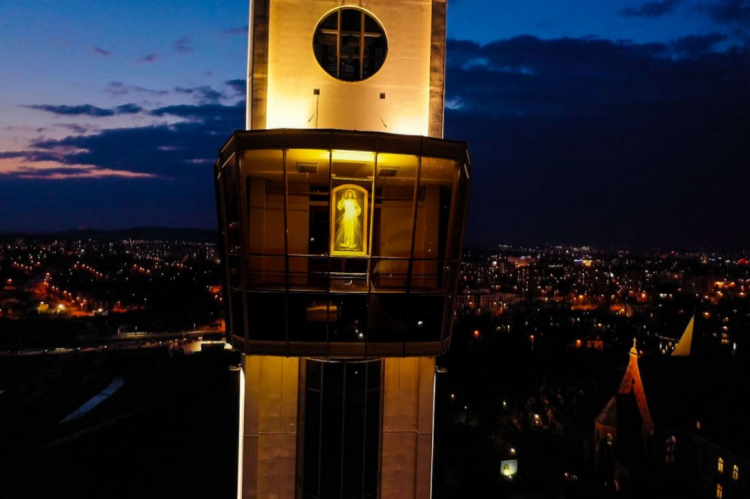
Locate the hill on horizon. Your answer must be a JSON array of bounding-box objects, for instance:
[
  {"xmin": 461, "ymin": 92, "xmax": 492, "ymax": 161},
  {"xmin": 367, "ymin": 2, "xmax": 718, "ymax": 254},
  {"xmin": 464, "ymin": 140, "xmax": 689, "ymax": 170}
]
[{"xmin": 0, "ymin": 227, "xmax": 218, "ymax": 243}]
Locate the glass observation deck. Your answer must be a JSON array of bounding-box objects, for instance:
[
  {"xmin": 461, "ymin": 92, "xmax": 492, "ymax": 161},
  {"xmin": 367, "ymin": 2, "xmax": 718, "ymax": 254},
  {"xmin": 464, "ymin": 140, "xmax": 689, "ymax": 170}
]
[{"xmin": 215, "ymin": 129, "xmax": 471, "ymax": 358}]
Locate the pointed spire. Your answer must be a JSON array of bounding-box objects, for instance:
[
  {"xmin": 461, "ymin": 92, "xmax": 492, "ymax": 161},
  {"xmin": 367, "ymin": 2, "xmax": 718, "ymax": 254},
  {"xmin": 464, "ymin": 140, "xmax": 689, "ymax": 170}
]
[
  {"xmin": 672, "ymin": 313, "xmax": 694, "ymax": 357},
  {"xmin": 630, "ymin": 337, "xmax": 638, "ymax": 356}
]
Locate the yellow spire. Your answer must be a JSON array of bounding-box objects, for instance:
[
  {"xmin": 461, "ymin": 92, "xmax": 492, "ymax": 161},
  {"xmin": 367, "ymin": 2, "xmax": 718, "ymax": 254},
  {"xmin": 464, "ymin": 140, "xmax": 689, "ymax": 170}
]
[{"xmin": 672, "ymin": 313, "xmax": 694, "ymax": 356}]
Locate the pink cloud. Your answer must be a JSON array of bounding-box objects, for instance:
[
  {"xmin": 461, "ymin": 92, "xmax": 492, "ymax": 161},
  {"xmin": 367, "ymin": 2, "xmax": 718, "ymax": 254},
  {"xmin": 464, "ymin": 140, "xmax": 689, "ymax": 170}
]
[{"xmin": 0, "ymin": 157, "xmax": 156, "ymax": 180}]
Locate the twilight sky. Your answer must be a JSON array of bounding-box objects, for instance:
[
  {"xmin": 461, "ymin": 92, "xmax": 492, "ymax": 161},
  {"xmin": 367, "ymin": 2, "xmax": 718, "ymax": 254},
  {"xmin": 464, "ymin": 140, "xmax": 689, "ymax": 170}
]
[{"xmin": 1, "ymin": 0, "xmax": 749, "ymax": 249}]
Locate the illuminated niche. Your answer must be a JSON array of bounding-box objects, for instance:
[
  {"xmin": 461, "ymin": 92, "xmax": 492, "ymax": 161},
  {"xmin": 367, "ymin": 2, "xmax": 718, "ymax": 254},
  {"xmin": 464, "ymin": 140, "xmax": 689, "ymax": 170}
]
[{"xmin": 330, "ymin": 184, "xmax": 369, "ymax": 256}]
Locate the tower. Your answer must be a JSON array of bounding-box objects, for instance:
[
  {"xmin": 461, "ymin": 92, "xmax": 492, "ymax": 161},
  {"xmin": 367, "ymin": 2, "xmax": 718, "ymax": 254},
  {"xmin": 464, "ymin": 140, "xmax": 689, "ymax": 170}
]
[{"xmin": 214, "ymin": 2, "xmax": 471, "ymax": 498}]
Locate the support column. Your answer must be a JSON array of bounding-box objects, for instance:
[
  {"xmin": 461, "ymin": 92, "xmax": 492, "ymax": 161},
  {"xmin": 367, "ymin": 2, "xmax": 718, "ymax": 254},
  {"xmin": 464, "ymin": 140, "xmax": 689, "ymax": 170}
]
[
  {"xmin": 241, "ymin": 355, "xmax": 300, "ymax": 499},
  {"xmin": 380, "ymin": 357, "xmax": 436, "ymax": 499}
]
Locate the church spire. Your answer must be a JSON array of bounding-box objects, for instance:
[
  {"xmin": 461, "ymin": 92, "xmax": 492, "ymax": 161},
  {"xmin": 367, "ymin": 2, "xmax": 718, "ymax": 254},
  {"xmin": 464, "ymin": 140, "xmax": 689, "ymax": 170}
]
[
  {"xmin": 672, "ymin": 313, "xmax": 694, "ymax": 357},
  {"xmin": 630, "ymin": 337, "xmax": 639, "ymax": 356}
]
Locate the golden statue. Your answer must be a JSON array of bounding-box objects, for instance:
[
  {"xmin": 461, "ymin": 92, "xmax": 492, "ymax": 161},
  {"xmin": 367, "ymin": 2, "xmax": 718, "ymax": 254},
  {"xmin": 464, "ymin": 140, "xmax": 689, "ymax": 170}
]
[
  {"xmin": 331, "ymin": 184, "xmax": 368, "ymax": 256},
  {"xmin": 336, "ymin": 189, "xmax": 362, "ymax": 250}
]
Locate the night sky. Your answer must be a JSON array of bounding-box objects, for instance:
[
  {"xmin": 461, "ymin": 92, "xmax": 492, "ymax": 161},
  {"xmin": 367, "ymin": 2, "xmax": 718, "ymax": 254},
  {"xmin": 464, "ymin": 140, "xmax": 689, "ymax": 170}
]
[{"xmin": 1, "ymin": 1, "xmax": 749, "ymax": 249}]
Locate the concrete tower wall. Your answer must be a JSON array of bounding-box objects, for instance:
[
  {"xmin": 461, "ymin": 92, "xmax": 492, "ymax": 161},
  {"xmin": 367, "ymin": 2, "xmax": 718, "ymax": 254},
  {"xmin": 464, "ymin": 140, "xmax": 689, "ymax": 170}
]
[
  {"xmin": 241, "ymin": 355, "xmax": 300, "ymax": 499},
  {"xmin": 381, "ymin": 357, "xmax": 436, "ymax": 499},
  {"xmin": 248, "ymin": 0, "xmax": 446, "ymax": 137}
]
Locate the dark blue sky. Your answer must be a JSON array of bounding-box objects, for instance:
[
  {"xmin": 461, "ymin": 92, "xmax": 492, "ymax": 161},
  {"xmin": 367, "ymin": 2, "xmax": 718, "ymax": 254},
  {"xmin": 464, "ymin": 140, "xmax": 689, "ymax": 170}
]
[{"xmin": 1, "ymin": 0, "xmax": 749, "ymax": 249}]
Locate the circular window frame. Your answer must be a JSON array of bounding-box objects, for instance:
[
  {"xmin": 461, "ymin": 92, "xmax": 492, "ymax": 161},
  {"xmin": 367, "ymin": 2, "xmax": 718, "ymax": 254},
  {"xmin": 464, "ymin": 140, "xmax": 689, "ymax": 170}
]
[{"xmin": 312, "ymin": 7, "xmax": 388, "ymax": 82}]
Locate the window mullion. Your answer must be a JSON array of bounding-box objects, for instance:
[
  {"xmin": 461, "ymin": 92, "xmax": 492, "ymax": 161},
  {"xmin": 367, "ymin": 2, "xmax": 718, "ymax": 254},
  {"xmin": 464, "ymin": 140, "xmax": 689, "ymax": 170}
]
[{"xmin": 336, "ymin": 12, "xmax": 341, "ymax": 79}]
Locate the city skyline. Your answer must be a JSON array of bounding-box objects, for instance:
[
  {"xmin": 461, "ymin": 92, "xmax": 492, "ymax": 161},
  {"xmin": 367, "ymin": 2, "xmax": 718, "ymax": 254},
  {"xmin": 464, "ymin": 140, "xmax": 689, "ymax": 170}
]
[{"xmin": 2, "ymin": 0, "xmax": 749, "ymax": 248}]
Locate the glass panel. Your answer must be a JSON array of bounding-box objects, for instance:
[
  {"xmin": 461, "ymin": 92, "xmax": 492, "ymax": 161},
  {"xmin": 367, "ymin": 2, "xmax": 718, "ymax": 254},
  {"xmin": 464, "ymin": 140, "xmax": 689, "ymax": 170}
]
[
  {"xmin": 412, "ymin": 157, "xmax": 456, "ymax": 291},
  {"xmin": 246, "ymin": 292, "xmax": 286, "ymax": 341},
  {"xmin": 342, "ymin": 364, "xmax": 366, "ymax": 497},
  {"xmin": 340, "ymin": 45, "xmax": 361, "ymax": 81},
  {"xmin": 286, "ymin": 149, "xmax": 331, "ymax": 256},
  {"xmin": 301, "ymin": 360, "xmax": 380, "ymax": 499},
  {"xmin": 372, "ymin": 153, "xmax": 417, "ymax": 258},
  {"xmin": 329, "ymin": 294, "xmax": 368, "ymax": 343},
  {"xmin": 407, "ymin": 295, "xmax": 443, "ymax": 342},
  {"xmin": 230, "ymin": 290, "xmax": 245, "ymax": 339},
  {"xmin": 370, "ymin": 258, "xmax": 409, "ymax": 291},
  {"xmin": 241, "ymin": 150, "xmax": 285, "ymax": 256},
  {"xmin": 442, "ymin": 291, "xmax": 455, "ymax": 342},
  {"xmin": 450, "ymin": 159, "xmax": 470, "ymax": 265},
  {"xmin": 330, "ymin": 257, "xmax": 368, "ymax": 292},
  {"xmin": 286, "ymin": 149, "xmax": 332, "ymax": 292},
  {"xmin": 367, "ymin": 361, "xmax": 380, "ymax": 391},
  {"xmin": 288, "ymin": 293, "xmax": 329, "ymax": 343},
  {"xmin": 245, "ymin": 255, "xmax": 286, "ymax": 289},
  {"xmin": 319, "ymin": 11, "xmax": 338, "ymax": 30},
  {"xmin": 364, "ymin": 366, "xmax": 380, "ymax": 497},
  {"xmin": 320, "ymin": 363, "xmax": 344, "ymax": 499},
  {"xmin": 368, "ymin": 294, "xmax": 407, "ymax": 343},
  {"xmin": 222, "ymin": 157, "xmax": 241, "ymax": 254},
  {"xmin": 410, "ymin": 260, "xmax": 447, "ymax": 293},
  {"xmin": 313, "ymin": 32, "xmax": 338, "ymax": 75},
  {"xmin": 307, "ymin": 359, "xmax": 322, "ymax": 391},
  {"xmin": 340, "ymin": 9, "xmax": 362, "ymax": 32},
  {"xmin": 303, "ymin": 390, "xmax": 321, "ymax": 497},
  {"xmin": 364, "ymin": 14, "xmax": 381, "ymax": 34},
  {"xmin": 228, "ymin": 255, "xmax": 242, "ymax": 290},
  {"xmin": 289, "ymin": 255, "xmax": 328, "ymax": 291}
]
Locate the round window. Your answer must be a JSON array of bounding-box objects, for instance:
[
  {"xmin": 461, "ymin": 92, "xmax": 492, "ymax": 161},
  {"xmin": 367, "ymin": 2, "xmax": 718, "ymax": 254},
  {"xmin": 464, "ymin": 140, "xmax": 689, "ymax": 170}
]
[{"xmin": 313, "ymin": 8, "xmax": 387, "ymax": 82}]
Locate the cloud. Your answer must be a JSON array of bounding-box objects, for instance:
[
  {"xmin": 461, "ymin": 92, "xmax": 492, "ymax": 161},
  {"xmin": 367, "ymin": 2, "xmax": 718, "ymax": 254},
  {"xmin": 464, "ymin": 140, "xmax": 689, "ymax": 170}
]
[
  {"xmin": 174, "ymin": 85, "xmax": 224, "ymax": 104},
  {"xmin": 0, "ymin": 159, "xmax": 155, "ymax": 180},
  {"xmin": 621, "ymin": 0, "xmax": 680, "ymax": 17},
  {"xmin": 223, "ymin": 26, "xmax": 248, "ymax": 35},
  {"xmin": 149, "ymin": 101, "xmax": 245, "ymax": 125},
  {"xmin": 0, "ymin": 101, "xmax": 243, "ymax": 230},
  {"xmin": 92, "ymin": 46, "xmax": 111, "ymax": 56},
  {"xmin": 5, "ymin": 34, "xmax": 749, "ymax": 247},
  {"xmin": 139, "ymin": 53, "xmax": 159, "ymax": 63},
  {"xmin": 55, "ymin": 124, "xmax": 90, "ymax": 134},
  {"xmin": 115, "ymin": 103, "xmax": 143, "ymax": 114},
  {"xmin": 25, "ymin": 104, "xmax": 115, "ymax": 117},
  {"xmin": 670, "ymin": 33, "xmax": 728, "ymax": 54},
  {"xmin": 0, "ymin": 149, "xmax": 155, "ymax": 179},
  {"xmin": 225, "ymin": 79, "xmax": 246, "ymax": 98},
  {"xmin": 174, "ymin": 37, "xmax": 193, "ymax": 54},
  {"xmin": 704, "ymin": 0, "xmax": 750, "ymax": 26},
  {"xmin": 22, "ymin": 101, "xmax": 244, "ymax": 180},
  {"xmin": 104, "ymin": 81, "xmax": 169, "ymax": 97},
  {"xmin": 24, "ymin": 103, "xmax": 142, "ymax": 117},
  {"xmin": 444, "ymin": 35, "xmax": 750, "ymax": 249}
]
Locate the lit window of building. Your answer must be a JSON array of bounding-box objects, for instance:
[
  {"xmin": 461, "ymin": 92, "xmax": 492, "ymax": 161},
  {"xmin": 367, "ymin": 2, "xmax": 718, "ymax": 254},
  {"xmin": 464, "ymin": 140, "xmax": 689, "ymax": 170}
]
[
  {"xmin": 733, "ymin": 464, "xmax": 739, "ymax": 480},
  {"xmin": 665, "ymin": 436, "xmax": 676, "ymax": 464},
  {"xmin": 718, "ymin": 457, "xmax": 724, "ymax": 473},
  {"xmin": 716, "ymin": 483, "xmax": 723, "ymax": 498}
]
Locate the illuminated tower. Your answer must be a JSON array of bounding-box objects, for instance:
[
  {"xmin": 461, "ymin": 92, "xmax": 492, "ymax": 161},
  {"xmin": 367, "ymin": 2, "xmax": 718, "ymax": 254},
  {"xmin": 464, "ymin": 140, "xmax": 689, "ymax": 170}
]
[{"xmin": 214, "ymin": 2, "xmax": 471, "ymax": 498}]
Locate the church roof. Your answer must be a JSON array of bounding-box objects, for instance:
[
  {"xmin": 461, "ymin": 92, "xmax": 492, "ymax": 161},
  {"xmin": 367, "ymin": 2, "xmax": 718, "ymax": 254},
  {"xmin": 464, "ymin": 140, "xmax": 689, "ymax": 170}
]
[{"xmin": 595, "ymin": 396, "xmax": 617, "ymax": 427}]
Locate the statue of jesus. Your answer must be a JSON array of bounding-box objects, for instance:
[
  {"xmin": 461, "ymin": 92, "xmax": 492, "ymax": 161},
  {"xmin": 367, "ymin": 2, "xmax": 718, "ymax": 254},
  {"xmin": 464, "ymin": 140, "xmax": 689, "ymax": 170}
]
[{"xmin": 335, "ymin": 189, "xmax": 363, "ymax": 251}]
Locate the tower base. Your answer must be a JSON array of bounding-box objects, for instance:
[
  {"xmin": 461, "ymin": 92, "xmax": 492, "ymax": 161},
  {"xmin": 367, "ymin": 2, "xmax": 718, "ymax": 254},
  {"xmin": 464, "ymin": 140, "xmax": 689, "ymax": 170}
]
[{"xmin": 239, "ymin": 355, "xmax": 436, "ymax": 499}]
